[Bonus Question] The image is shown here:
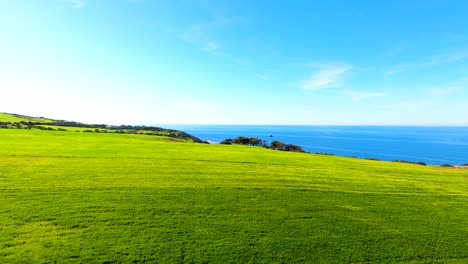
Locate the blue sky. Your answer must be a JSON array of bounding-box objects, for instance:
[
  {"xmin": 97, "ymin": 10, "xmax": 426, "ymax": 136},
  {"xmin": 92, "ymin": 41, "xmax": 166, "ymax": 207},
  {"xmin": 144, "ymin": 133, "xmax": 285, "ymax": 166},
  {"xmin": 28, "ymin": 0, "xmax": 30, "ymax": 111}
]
[{"xmin": 1, "ymin": 0, "xmax": 468, "ymax": 125}]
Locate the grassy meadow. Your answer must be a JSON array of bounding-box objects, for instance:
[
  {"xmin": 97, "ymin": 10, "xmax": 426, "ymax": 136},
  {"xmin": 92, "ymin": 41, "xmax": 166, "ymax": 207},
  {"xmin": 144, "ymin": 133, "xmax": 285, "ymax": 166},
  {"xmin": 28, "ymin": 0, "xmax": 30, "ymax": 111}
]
[
  {"xmin": 0, "ymin": 113, "xmax": 54, "ymax": 123},
  {"xmin": 1, "ymin": 123, "xmax": 468, "ymax": 263}
]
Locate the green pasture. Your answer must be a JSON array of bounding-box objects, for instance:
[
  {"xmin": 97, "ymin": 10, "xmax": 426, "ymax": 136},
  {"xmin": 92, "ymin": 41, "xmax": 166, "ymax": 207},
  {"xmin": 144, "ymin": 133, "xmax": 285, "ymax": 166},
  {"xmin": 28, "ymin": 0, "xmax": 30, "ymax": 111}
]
[
  {"xmin": 1, "ymin": 127, "xmax": 468, "ymax": 263},
  {"xmin": 0, "ymin": 113, "xmax": 53, "ymax": 123}
]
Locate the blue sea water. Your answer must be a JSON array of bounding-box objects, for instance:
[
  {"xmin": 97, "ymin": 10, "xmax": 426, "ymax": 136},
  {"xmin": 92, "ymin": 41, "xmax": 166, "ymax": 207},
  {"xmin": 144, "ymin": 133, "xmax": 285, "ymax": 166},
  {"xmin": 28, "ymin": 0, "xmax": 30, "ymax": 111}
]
[{"xmin": 168, "ymin": 125, "xmax": 468, "ymax": 165}]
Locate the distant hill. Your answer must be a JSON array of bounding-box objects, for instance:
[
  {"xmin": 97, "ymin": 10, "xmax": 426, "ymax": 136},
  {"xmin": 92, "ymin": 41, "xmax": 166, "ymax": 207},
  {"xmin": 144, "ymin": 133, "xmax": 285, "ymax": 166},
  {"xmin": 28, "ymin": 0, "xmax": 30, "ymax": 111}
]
[
  {"xmin": 0, "ymin": 112, "xmax": 54, "ymax": 123},
  {"xmin": 0, "ymin": 112, "xmax": 206, "ymax": 143}
]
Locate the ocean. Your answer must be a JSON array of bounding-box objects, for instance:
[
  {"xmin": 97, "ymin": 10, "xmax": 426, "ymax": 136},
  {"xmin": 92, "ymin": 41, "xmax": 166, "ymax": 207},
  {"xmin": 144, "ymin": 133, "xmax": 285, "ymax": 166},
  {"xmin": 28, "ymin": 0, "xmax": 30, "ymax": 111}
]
[{"xmin": 168, "ymin": 125, "xmax": 468, "ymax": 165}]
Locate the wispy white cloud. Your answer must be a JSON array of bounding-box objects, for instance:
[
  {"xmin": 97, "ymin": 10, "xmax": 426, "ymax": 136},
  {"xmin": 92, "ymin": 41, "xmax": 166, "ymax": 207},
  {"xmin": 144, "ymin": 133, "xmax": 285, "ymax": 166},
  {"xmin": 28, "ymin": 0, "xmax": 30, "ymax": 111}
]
[
  {"xmin": 180, "ymin": 21, "xmax": 253, "ymax": 66},
  {"xmin": 180, "ymin": 13, "xmax": 247, "ymax": 56},
  {"xmin": 386, "ymin": 50, "xmax": 468, "ymax": 76},
  {"xmin": 64, "ymin": 0, "xmax": 85, "ymax": 8},
  {"xmin": 427, "ymin": 50, "xmax": 468, "ymax": 66},
  {"xmin": 429, "ymin": 78, "xmax": 467, "ymax": 96},
  {"xmin": 302, "ymin": 64, "xmax": 352, "ymax": 90},
  {"xmin": 398, "ymin": 100, "xmax": 434, "ymax": 108},
  {"xmin": 181, "ymin": 23, "xmax": 225, "ymax": 55},
  {"xmin": 255, "ymin": 74, "xmax": 270, "ymax": 80},
  {"xmin": 344, "ymin": 90, "xmax": 386, "ymax": 101},
  {"xmin": 204, "ymin": 41, "xmax": 220, "ymax": 52},
  {"xmin": 431, "ymin": 86, "xmax": 458, "ymax": 96},
  {"xmin": 385, "ymin": 64, "xmax": 409, "ymax": 76}
]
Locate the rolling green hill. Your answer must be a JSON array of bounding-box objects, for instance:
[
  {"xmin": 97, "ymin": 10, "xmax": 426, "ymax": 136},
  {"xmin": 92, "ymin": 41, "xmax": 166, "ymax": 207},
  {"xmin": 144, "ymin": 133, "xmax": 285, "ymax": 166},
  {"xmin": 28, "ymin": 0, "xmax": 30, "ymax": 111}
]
[
  {"xmin": 0, "ymin": 114, "xmax": 467, "ymax": 263},
  {"xmin": 0, "ymin": 112, "xmax": 54, "ymax": 123},
  {"xmin": 0, "ymin": 112, "xmax": 204, "ymax": 143}
]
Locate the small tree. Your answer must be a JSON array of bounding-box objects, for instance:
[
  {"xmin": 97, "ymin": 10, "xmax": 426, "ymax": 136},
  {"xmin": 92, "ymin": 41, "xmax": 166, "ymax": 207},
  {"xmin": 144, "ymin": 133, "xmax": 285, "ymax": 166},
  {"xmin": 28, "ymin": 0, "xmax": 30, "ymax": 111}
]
[
  {"xmin": 248, "ymin": 138, "xmax": 261, "ymax": 146},
  {"xmin": 270, "ymin": 140, "xmax": 285, "ymax": 150},
  {"xmin": 284, "ymin": 144, "xmax": 304, "ymax": 152},
  {"xmin": 220, "ymin": 139, "xmax": 233, "ymax": 144},
  {"xmin": 233, "ymin": 136, "xmax": 250, "ymax": 145}
]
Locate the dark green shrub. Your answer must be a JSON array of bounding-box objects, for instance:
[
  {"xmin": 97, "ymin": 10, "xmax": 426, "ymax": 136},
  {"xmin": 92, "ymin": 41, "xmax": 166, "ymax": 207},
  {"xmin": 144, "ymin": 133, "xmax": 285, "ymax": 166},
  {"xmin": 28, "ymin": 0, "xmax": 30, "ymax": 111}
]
[
  {"xmin": 270, "ymin": 140, "xmax": 285, "ymax": 150},
  {"xmin": 220, "ymin": 139, "xmax": 233, "ymax": 144},
  {"xmin": 284, "ymin": 144, "xmax": 304, "ymax": 152},
  {"xmin": 233, "ymin": 137, "xmax": 250, "ymax": 145}
]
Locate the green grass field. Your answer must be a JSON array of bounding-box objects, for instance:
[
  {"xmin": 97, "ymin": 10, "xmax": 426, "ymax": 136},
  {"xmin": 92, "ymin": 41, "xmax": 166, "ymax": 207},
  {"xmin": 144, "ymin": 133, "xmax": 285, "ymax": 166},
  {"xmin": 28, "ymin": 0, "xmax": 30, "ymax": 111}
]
[
  {"xmin": 1, "ymin": 125, "xmax": 468, "ymax": 263},
  {"xmin": 0, "ymin": 113, "xmax": 53, "ymax": 123}
]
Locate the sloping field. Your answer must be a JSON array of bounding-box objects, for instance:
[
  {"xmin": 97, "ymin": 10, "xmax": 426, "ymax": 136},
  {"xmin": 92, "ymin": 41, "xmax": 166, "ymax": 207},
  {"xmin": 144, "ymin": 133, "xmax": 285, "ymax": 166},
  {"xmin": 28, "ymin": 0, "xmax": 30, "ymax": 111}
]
[
  {"xmin": 1, "ymin": 128, "xmax": 468, "ymax": 263},
  {"xmin": 0, "ymin": 113, "xmax": 54, "ymax": 123}
]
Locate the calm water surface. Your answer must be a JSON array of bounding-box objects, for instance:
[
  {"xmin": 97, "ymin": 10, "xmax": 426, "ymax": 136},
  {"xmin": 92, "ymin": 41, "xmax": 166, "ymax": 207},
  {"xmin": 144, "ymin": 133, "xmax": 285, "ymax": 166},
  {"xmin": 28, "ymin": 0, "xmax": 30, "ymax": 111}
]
[{"xmin": 168, "ymin": 125, "xmax": 468, "ymax": 165}]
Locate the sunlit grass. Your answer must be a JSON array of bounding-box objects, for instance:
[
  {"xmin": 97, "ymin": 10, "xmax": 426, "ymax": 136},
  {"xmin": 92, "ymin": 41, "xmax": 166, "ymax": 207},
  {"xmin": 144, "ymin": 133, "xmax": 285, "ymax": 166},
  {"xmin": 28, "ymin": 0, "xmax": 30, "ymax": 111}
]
[
  {"xmin": 0, "ymin": 113, "xmax": 53, "ymax": 123},
  {"xmin": 1, "ymin": 128, "xmax": 467, "ymax": 263}
]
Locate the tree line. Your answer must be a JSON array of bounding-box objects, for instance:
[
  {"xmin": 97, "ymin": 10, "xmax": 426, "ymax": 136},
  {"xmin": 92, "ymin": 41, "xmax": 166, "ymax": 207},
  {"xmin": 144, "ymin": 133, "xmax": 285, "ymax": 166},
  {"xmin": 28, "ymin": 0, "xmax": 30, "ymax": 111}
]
[
  {"xmin": 0, "ymin": 121, "xmax": 206, "ymax": 143},
  {"xmin": 220, "ymin": 136, "xmax": 305, "ymax": 152}
]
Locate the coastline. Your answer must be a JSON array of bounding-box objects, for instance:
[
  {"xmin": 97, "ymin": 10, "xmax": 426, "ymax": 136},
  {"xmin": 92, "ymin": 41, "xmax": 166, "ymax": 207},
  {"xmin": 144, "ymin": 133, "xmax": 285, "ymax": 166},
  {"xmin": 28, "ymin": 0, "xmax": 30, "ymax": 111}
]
[{"xmin": 170, "ymin": 125, "xmax": 468, "ymax": 166}]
